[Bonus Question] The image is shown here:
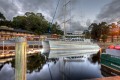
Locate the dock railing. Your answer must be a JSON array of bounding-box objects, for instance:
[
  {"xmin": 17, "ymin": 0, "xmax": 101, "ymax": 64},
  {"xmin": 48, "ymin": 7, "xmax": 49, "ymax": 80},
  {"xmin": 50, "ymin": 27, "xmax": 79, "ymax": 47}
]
[{"xmin": 0, "ymin": 39, "xmax": 42, "ymax": 58}]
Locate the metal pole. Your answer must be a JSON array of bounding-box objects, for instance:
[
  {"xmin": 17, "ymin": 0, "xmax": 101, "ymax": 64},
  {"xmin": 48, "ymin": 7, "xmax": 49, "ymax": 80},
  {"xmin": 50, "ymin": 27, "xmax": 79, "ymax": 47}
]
[
  {"xmin": 3, "ymin": 40, "xmax": 4, "ymax": 54},
  {"xmin": 62, "ymin": 57, "xmax": 65, "ymax": 80},
  {"xmin": 48, "ymin": 64, "xmax": 53, "ymax": 80},
  {"xmin": 64, "ymin": 0, "xmax": 66, "ymax": 37}
]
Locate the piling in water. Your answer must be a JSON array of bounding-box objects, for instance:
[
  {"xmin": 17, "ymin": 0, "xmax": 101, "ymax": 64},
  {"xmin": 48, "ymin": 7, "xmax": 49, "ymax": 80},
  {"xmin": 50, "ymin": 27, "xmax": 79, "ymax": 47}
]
[{"xmin": 15, "ymin": 37, "xmax": 27, "ymax": 80}]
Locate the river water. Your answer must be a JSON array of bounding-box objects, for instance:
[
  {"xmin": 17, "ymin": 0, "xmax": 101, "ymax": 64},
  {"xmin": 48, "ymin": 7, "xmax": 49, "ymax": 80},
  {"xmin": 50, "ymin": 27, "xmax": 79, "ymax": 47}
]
[
  {"xmin": 0, "ymin": 40, "xmax": 114, "ymax": 80},
  {"xmin": 0, "ymin": 53, "xmax": 105, "ymax": 80}
]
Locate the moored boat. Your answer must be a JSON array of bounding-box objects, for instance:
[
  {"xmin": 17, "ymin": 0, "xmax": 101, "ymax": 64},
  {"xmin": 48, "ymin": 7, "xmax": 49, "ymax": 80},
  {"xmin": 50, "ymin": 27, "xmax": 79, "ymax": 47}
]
[
  {"xmin": 108, "ymin": 45, "xmax": 115, "ymax": 49},
  {"xmin": 100, "ymin": 49, "xmax": 120, "ymax": 75},
  {"xmin": 115, "ymin": 45, "xmax": 120, "ymax": 50},
  {"xmin": 47, "ymin": 34, "xmax": 100, "ymax": 58}
]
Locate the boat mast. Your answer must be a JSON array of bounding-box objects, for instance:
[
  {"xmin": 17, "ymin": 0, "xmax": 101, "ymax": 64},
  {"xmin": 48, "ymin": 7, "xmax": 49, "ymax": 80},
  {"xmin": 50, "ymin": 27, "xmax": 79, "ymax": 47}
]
[
  {"xmin": 63, "ymin": 0, "xmax": 66, "ymax": 36},
  {"xmin": 49, "ymin": 0, "xmax": 61, "ymax": 33},
  {"xmin": 63, "ymin": 0, "xmax": 71, "ymax": 36}
]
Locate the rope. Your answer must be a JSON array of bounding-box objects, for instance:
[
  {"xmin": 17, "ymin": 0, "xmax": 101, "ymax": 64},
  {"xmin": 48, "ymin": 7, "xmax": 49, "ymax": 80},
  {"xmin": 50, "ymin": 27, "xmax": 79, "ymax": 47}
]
[{"xmin": 49, "ymin": 0, "xmax": 61, "ymax": 33}]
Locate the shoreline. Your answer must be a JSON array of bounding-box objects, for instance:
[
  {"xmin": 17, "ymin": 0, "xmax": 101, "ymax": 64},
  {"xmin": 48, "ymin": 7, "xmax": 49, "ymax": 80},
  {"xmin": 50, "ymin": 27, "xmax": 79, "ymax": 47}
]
[{"xmin": 97, "ymin": 42, "xmax": 120, "ymax": 49}]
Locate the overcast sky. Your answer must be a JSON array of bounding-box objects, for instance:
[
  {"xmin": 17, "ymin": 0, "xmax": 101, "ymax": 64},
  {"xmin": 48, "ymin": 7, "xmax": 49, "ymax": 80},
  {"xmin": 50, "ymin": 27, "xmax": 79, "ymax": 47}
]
[{"xmin": 1, "ymin": 0, "xmax": 119, "ymax": 32}]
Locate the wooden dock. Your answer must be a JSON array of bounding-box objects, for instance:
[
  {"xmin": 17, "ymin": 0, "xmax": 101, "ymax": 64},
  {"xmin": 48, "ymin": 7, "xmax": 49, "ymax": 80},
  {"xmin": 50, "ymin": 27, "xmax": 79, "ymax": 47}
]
[
  {"xmin": 0, "ymin": 41, "xmax": 42, "ymax": 59},
  {"xmin": 0, "ymin": 48, "xmax": 41, "ymax": 59},
  {"xmin": 89, "ymin": 76, "xmax": 120, "ymax": 80}
]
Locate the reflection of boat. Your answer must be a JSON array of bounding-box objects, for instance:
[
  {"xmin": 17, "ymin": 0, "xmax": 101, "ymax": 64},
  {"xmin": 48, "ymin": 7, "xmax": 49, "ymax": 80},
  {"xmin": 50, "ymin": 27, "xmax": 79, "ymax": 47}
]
[
  {"xmin": 63, "ymin": 57, "xmax": 85, "ymax": 62},
  {"xmin": 101, "ymin": 64, "xmax": 120, "ymax": 76}
]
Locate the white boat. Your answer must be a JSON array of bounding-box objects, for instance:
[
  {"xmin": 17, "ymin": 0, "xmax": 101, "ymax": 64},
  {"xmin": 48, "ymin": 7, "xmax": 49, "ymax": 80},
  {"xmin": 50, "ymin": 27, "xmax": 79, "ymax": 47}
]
[
  {"xmin": 41, "ymin": 34, "xmax": 100, "ymax": 58},
  {"xmin": 41, "ymin": 0, "xmax": 100, "ymax": 58}
]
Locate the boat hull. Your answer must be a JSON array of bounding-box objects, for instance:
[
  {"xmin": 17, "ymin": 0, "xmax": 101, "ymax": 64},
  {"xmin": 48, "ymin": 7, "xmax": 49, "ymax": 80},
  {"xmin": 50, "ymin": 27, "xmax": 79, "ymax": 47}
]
[
  {"xmin": 101, "ymin": 54, "xmax": 120, "ymax": 72},
  {"xmin": 41, "ymin": 41, "xmax": 50, "ymax": 57},
  {"xmin": 49, "ymin": 40, "xmax": 100, "ymax": 58}
]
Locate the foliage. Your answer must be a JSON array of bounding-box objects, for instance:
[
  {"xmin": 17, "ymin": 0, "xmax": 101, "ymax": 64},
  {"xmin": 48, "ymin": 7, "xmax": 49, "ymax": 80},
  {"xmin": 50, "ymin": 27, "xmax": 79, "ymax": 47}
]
[
  {"xmin": 0, "ymin": 12, "xmax": 63, "ymax": 35},
  {"xmin": 101, "ymin": 34, "xmax": 107, "ymax": 42},
  {"xmin": 83, "ymin": 30, "xmax": 91, "ymax": 39},
  {"xmin": 89, "ymin": 23, "xmax": 99, "ymax": 40},
  {"xmin": 12, "ymin": 12, "xmax": 63, "ymax": 35},
  {"xmin": 89, "ymin": 22, "xmax": 109, "ymax": 40},
  {"xmin": 109, "ymin": 23, "xmax": 119, "ymax": 36},
  {"xmin": 0, "ymin": 12, "xmax": 11, "ymax": 27},
  {"xmin": 10, "ymin": 54, "xmax": 46, "ymax": 73},
  {"xmin": 0, "ymin": 20, "xmax": 12, "ymax": 27},
  {"xmin": 0, "ymin": 12, "xmax": 6, "ymax": 21}
]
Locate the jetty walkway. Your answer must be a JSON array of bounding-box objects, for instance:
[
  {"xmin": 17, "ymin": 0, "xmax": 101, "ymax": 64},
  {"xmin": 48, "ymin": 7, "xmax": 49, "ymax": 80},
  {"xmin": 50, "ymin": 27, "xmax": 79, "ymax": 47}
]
[{"xmin": 0, "ymin": 40, "xmax": 42, "ymax": 58}]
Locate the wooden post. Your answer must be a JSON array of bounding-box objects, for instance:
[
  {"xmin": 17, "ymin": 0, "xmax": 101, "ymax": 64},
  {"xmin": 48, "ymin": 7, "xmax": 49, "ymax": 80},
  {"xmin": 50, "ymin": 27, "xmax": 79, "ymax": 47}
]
[
  {"xmin": 99, "ymin": 48, "xmax": 102, "ymax": 54},
  {"xmin": 15, "ymin": 37, "xmax": 27, "ymax": 80}
]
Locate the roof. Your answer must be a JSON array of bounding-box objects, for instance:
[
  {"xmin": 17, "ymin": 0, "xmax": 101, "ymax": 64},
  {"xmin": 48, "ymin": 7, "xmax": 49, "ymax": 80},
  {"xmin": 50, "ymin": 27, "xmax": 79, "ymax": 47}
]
[{"xmin": 0, "ymin": 27, "xmax": 34, "ymax": 34}]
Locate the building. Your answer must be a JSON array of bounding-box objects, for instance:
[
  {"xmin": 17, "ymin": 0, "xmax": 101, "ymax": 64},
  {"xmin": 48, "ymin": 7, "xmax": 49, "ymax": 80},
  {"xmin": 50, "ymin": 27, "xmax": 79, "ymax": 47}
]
[
  {"xmin": 0, "ymin": 26, "xmax": 36, "ymax": 40},
  {"xmin": 40, "ymin": 33, "xmax": 62, "ymax": 40},
  {"xmin": 73, "ymin": 31, "xmax": 83, "ymax": 35}
]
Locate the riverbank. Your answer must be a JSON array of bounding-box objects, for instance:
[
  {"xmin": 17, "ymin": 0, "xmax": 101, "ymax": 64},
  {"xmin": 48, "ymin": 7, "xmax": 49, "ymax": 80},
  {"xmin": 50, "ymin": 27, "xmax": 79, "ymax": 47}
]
[{"xmin": 97, "ymin": 42, "xmax": 120, "ymax": 49}]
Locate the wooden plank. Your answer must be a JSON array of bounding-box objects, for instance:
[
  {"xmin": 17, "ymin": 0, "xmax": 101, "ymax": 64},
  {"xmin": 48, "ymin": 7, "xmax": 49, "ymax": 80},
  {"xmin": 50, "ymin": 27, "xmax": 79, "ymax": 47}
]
[
  {"xmin": 96, "ymin": 76, "xmax": 120, "ymax": 80},
  {"xmin": 86, "ymin": 76, "xmax": 120, "ymax": 80}
]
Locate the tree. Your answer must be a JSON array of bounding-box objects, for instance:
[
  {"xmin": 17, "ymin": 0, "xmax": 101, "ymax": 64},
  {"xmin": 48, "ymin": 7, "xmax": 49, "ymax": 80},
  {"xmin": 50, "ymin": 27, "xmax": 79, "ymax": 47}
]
[
  {"xmin": 12, "ymin": 12, "xmax": 63, "ymax": 35},
  {"xmin": 89, "ymin": 23, "xmax": 99, "ymax": 40},
  {"xmin": 0, "ymin": 20, "xmax": 12, "ymax": 27},
  {"xmin": 0, "ymin": 12, "xmax": 12, "ymax": 27},
  {"xmin": 101, "ymin": 34, "xmax": 107, "ymax": 42},
  {"xmin": 83, "ymin": 30, "xmax": 91, "ymax": 39},
  {"xmin": 89, "ymin": 22, "xmax": 109, "ymax": 41},
  {"xmin": 12, "ymin": 16, "xmax": 27, "ymax": 29},
  {"xmin": 0, "ymin": 12, "xmax": 6, "ymax": 21}
]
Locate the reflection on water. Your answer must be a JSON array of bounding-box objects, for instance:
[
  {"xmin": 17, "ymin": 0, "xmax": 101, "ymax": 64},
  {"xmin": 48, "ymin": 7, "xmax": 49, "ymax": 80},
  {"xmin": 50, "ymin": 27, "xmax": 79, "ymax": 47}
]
[
  {"xmin": 10, "ymin": 54, "xmax": 46, "ymax": 73},
  {"xmin": 0, "ymin": 54, "xmax": 46, "ymax": 80},
  {"xmin": 0, "ymin": 53, "xmax": 104, "ymax": 80}
]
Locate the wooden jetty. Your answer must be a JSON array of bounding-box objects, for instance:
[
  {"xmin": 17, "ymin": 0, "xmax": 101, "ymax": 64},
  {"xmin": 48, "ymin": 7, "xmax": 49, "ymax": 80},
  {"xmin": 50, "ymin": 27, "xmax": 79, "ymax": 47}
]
[
  {"xmin": 87, "ymin": 76, "xmax": 120, "ymax": 80},
  {"xmin": 0, "ymin": 41, "xmax": 42, "ymax": 59}
]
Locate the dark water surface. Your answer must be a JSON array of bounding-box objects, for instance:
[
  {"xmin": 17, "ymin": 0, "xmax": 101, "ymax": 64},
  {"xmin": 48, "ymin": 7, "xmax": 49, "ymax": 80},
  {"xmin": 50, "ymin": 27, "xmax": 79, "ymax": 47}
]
[{"xmin": 0, "ymin": 54, "xmax": 104, "ymax": 80}]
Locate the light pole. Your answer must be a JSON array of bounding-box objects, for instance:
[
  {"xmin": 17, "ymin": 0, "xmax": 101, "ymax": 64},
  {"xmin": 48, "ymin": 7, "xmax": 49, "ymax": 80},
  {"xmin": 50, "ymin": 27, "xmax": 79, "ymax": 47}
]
[{"xmin": 2, "ymin": 40, "xmax": 4, "ymax": 54}]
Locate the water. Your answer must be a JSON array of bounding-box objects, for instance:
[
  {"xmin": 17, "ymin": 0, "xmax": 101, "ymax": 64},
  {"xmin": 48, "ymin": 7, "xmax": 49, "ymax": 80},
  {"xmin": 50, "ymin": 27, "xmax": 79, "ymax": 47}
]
[{"xmin": 0, "ymin": 53, "xmax": 104, "ymax": 80}]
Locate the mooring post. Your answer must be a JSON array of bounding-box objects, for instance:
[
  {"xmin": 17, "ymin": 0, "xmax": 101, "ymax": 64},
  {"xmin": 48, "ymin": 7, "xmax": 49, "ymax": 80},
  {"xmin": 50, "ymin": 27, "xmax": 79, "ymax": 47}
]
[
  {"xmin": 99, "ymin": 48, "xmax": 102, "ymax": 54},
  {"xmin": 15, "ymin": 37, "xmax": 27, "ymax": 80}
]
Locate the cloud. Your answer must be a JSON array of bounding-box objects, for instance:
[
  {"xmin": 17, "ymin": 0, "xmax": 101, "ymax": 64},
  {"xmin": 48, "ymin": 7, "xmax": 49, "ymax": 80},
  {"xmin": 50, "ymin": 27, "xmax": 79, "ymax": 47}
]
[
  {"xmin": 0, "ymin": 0, "xmax": 88, "ymax": 32},
  {"xmin": 0, "ymin": 0, "xmax": 19, "ymax": 20},
  {"xmin": 0, "ymin": 64, "xmax": 14, "ymax": 80},
  {"xmin": 97, "ymin": 0, "xmax": 120, "ymax": 23},
  {"xmin": 0, "ymin": 0, "xmax": 57, "ymax": 20},
  {"xmin": 86, "ymin": 19, "xmax": 91, "ymax": 26},
  {"xmin": 66, "ymin": 20, "xmax": 86, "ymax": 32}
]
